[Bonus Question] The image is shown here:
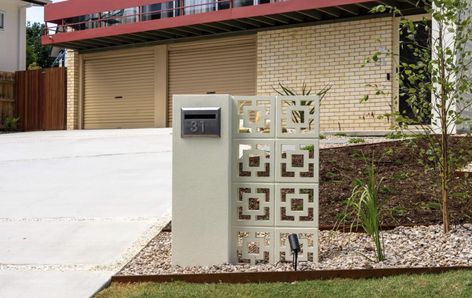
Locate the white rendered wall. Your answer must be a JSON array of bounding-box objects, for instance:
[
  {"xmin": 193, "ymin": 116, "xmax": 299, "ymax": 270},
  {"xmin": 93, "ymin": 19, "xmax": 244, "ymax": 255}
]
[
  {"xmin": 457, "ymin": 1, "xmax": 472, "ymax": 133},
  {"xmin": 0, "ymin": 0, "xmax": 27, "ymax": 72},
  {"xmin": 172, "ymin": 95, "xmax": 232, "ymax": 267}
]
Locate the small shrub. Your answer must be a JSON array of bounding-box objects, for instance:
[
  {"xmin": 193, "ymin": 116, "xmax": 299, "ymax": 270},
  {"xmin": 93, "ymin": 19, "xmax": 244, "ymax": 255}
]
[
  {"xmin": 392, "ymin": 171, "xmax": 409, "ymax": 180},
  {"xmin": 351, "ymin": 151, "xmax": 364, "ymax": 160},
  {"xmin": 389, "ymin": 206, "xmax": 408, "ymax": 218},
  {"xmin": 3, "ymin": 116, "xmax": 20, "ymax": 131},
  {"xmin": 325, "ymin": 171, "xmax": 338, "ymax": 180},
  {"xmin": 302, "ymin": 144, "xmax": 315, "ymax": 153},
  {"xmin": 451, "ymin": 192, "xmax": 469, "ymax": 203},
  {"xmin": 379, "ymin": 185, "xmax": 393, "ymax": 195},
  {"xmin": 385, "ymin": 131, "xmax": 403, "ymax": 139},
  {"xmin": 319, "ymin": 134, "xmax": 326, "ymax": 140},
  {"xmin": 334, "ymin": 132, "xmax": 348, "ymax": 137},
  {"xmin": 425, "ymin": 201, "xmax": 441, "ymax": 211},
  {"xmin": 383, "ymin": 147, "xmax": 394, "ymax": 157},
  {"xmin": 336, "ymin": 211, "xmax": 351, "ymax": 222},
  {"xmin": 348, "ymin": 138, "xmax": 366, "ymax": 144},
  {"xmin": 273, "ymin": 82, "xmax": 332, "ymax": 126},
  {"xmin": 338, "ymin": 160, "xmax": 385, "ymax": 262}
]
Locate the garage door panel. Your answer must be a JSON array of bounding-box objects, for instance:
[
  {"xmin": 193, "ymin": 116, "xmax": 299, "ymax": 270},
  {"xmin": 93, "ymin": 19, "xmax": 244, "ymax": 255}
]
[
  {"xmin": 84, "ymin": 51, "xmax": 155, "ymax": 129},
  {"xmin": 168, "ymin": 35, "xmax": 256, "ymax": 126}
]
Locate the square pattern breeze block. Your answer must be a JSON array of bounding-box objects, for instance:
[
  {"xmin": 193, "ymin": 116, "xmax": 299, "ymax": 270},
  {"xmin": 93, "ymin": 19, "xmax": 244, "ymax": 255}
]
[{"xmin": 232, "ymin": 96, "xmax": 320, "ymax": 265}]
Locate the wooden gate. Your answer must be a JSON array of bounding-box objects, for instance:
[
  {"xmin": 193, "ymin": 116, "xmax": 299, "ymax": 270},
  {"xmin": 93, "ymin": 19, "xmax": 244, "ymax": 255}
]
[{"xmin": 15, "ymin": 68, "xmax": 66, "ymax": 131}]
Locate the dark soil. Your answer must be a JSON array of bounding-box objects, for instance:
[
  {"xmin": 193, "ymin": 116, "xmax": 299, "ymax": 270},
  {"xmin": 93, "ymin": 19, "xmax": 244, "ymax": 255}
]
[{"xmin": 319, "ymin": 137, "xmax": 472, "ymax": 227}]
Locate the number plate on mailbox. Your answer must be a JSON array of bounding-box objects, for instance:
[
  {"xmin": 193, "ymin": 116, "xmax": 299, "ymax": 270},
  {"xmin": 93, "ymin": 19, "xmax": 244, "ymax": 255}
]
[{"xmin": 181, "ymin": 107, "xmax": 221, "ymax": 137}]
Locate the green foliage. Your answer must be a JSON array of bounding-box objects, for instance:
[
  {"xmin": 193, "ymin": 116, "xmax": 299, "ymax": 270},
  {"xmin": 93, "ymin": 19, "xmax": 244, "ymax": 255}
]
[
  {"xmin": 451, "ymin": 191, "xmax": 469, "ymax": 203},
  {"xmin": 419, "ymin": 201, "xmax": 441, "ymax": 211},
  {"xmin": 379, "ymin": 185, "xmax": 393, "ymax": 195},
  {"xmin": 351, "ymin": 151, "xmax": 364, "ymax": 160},
  {"xmin": 27, "ymin": 22, "xmax": 55, "ymax": 68},
  {"xmin": 389, "ymin": 206, "xmax": 408, "ymax": 218},
  {"xmin": 301, "ymin": 144, "xmax": 314, "ymax": 152},
  {"xmin": 274, "ymin": 81, "xmax": 332, "ymax": 99},
  {"xmin": 348, "ymin": 138, "xmax": 366, "ymax": 144},
  {"xmin": 385, "ymin": 131, "xmax": 403, "ymax": 140},
  {"xmin": 392, "ymin": 171, "xmax": 409, "ymax": 181},
  {"xmin": 335, "ymin": 211, "xmax": 351, "ymax": 222},
  {"xmin": 334, "ymin": 132, "xmax": 348, "ymax": 137},
  {"xmin": 364, "ymin": 0, "xmax": 472, "ymax": 232},
  {"xmin": 325, "ymin": 171, "xmax": 338, "ymax": 180},
  {"xmin": 338, "ymin": 160, "xmax": 385, "ymax": 262},
  {"xmin": 27, "ymin": 62, "xmax": 41, "ymax": 70},
  {"xmin": 2, "ymin": 116, "xmax": 19, "ymax": 131},
  {"xmin": 273, "ymin": 82, "xmax": 332, "ymax": 125},
  {"xmin": 383, "ymin": 147, "xmax": 395, "ymax": 157}
]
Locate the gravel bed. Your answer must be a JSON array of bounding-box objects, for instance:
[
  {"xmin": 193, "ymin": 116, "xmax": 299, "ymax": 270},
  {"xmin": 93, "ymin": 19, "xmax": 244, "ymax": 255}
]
[
  {"xmin": 118, "ymin": 224, "xmax": 472, "ymax": 276},
  {"xmin": 319, "ymin": 136, "xmax": 396, "ymax": 149}
]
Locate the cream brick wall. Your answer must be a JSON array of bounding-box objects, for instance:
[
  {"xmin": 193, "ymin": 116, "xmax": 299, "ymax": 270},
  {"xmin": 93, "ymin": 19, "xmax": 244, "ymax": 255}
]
[
  {"xmin": 66, "ymin": 50, "xmax": 79, "ymax": 130},
  {"xmin": 65, "ymin": 17, "xmax": 395, "ymax": 131},
  {"xmin": 257, "ymin": 17, "xmax": 394, "ymax": 131}
]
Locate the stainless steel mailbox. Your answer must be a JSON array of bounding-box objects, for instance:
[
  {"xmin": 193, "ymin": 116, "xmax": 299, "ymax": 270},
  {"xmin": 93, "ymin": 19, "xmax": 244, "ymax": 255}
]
[{"xmin": 181, "ymin": 107, "xmax": 221, "ymax": 137}]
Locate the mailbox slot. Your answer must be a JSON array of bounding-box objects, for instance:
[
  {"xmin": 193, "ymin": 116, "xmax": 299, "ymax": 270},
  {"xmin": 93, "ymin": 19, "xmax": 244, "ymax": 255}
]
[
  {"xmin": 184, "ymin": 114, "xmax": 217, "ymax": 120},
  {"xmin": 181, "ymin": 107, "xmax": 221, "ymax": 137}
]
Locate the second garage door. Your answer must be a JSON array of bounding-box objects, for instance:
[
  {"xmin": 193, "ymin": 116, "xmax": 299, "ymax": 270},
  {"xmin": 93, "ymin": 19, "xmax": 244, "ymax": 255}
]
[
  {"xmin": 168, "ymin": 35, "xmax": 257, "ymax": 126},
  {"xmin": 83, "ymin": 49, "xmax": 155, "ymax": 129}
]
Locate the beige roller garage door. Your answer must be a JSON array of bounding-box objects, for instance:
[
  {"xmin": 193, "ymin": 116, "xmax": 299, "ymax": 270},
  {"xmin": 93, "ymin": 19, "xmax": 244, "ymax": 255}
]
[
  {"xmin": 168, "ymin": 35, "xmax": 257, "ymax": 126},
  {"xmin": 83, "ymin": 49, "xmax": 155, "ymax": 129}
]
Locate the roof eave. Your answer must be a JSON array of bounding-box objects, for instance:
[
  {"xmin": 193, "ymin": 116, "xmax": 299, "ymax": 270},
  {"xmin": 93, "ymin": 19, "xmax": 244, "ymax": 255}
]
[{"xmin": 23, "ymin": 0, "xmax": 50, "ymax": 6}]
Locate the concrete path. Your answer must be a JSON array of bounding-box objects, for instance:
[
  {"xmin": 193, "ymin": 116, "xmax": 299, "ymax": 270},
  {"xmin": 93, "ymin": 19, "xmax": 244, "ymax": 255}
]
[{"xmin": 0, "ymin": 129, "xmax": 172, "ymax": 298}]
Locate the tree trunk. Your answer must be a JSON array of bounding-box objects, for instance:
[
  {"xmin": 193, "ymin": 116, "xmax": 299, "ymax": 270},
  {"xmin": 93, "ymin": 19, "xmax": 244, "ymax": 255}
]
[
  {"xmin": 438, "ymin": 23, "xmax": 450, "ymax": 233},
  {"xmin": 441, "ymin": 157, "xmax": 450, "ymax": 233},
  {"xmin": 440, "ymin": 122, "xmax": 449, "ymax": 233}
]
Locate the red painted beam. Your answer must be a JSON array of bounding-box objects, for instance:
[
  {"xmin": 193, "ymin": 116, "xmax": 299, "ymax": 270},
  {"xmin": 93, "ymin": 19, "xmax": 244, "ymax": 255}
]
[{"xmin": 43, "ymin": 0, "xmax": 373, "ymax": 45}]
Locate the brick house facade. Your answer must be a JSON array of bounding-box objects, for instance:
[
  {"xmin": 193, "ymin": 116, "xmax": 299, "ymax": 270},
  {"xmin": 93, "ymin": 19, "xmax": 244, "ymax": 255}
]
[{"xmin": 44, "ymin": 1, "xmax": 433, "ymax": 132}]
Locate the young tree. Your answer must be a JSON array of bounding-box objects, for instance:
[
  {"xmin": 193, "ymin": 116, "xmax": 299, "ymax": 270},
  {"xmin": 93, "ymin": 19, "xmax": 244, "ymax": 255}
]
[
  {"xmin": 364, "ymin": 0, "xmax": 472, "ymax": 233},
  {"xmin": 27, "ymin": 22, "xmax": 55, "ymax": 68}
]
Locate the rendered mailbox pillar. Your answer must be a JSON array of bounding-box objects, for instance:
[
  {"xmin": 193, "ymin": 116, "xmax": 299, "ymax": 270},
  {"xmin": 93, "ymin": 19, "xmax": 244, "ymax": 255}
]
[{"xmin": 172, "ymin": 94, "xmax": 232, "ymax": 267}]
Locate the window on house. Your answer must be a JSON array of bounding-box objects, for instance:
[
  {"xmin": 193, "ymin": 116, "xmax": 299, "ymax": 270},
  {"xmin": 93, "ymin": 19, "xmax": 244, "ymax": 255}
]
[
  {"xmin": 0, "ymin": 11, "xmax": 5, "ymax": 30},
  {"xmin": 142, "ymin": 2, "xmax": 177, "ymax": 20},
  {"xmin": 399, "ymin": 20, "xmax": 432, "ymax": 124}
]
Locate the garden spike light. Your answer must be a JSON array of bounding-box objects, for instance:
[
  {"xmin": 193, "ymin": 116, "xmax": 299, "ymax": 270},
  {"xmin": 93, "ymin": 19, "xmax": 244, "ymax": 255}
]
[{"xmin": 288, "ymin": 233, "xmax": 300, "ymax": 271}]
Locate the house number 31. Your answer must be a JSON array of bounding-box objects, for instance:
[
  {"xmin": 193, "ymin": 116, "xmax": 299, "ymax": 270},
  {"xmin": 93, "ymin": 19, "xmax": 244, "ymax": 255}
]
[{"xmin": 190, "ymin": 121, "xmax": 205, "ymax": 133}]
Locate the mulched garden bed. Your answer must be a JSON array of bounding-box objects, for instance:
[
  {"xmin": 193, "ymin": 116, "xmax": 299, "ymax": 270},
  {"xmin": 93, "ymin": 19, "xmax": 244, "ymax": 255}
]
[
  {"xmin": 319, "ymin": 136, "xmax": 472, "ymax": 227},
  {"xmin": 116, "ymin": 136, "xmax": 472, "ymax": 278}
]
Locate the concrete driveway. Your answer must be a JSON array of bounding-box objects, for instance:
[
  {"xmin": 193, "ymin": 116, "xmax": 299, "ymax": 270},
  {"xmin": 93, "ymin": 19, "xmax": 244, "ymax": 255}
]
[{"xmin": 0, "ymin": 129, "xmax": 172, "ymax": 298}]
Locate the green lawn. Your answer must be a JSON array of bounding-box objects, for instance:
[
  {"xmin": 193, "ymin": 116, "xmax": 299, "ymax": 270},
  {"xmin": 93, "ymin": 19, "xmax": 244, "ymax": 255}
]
[{"xmin": 96, "ymin": 270, "xmax": 472, "ymax": 298}]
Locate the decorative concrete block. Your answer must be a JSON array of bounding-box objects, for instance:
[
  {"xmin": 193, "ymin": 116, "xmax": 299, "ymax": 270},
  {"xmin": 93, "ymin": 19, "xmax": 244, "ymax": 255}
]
[
  {"xmin": 275, "ymin": 140, "xmax": 320, "ymax": 183},
  {"xmin": 232, "ymin": 227, "xmax": 274, "ymax": 265},
  {"xmin": 275, "ymin": 228, "xmax": 319, "ymax": 263},
  {"xmin": 233, "ymin": 140, "xmax": 275, "ymax": 183},
  {"xmin": 275, "ymin": 184, "xmax": 319, "ymax": 227},
  {"xmin": 233, "ymin": 96, "xmax": 275, "ymax": 138},
  {"xmin": 232, "ymin": 183, "xmax": 274, "ymax": 227},
  {"xmin": 276, "ymin": 96, "xmax": 320, "ymax": 138}
]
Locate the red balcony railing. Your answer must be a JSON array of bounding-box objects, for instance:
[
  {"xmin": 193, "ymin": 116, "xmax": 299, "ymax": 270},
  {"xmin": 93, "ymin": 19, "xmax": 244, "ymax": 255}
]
[
  {"xmin": 42, "ymin": 0, "xmax": 428, "ymax": 49},
  {"xmin": 44, "ymin": 0, "xmax": 279, "ymax": 36}
]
